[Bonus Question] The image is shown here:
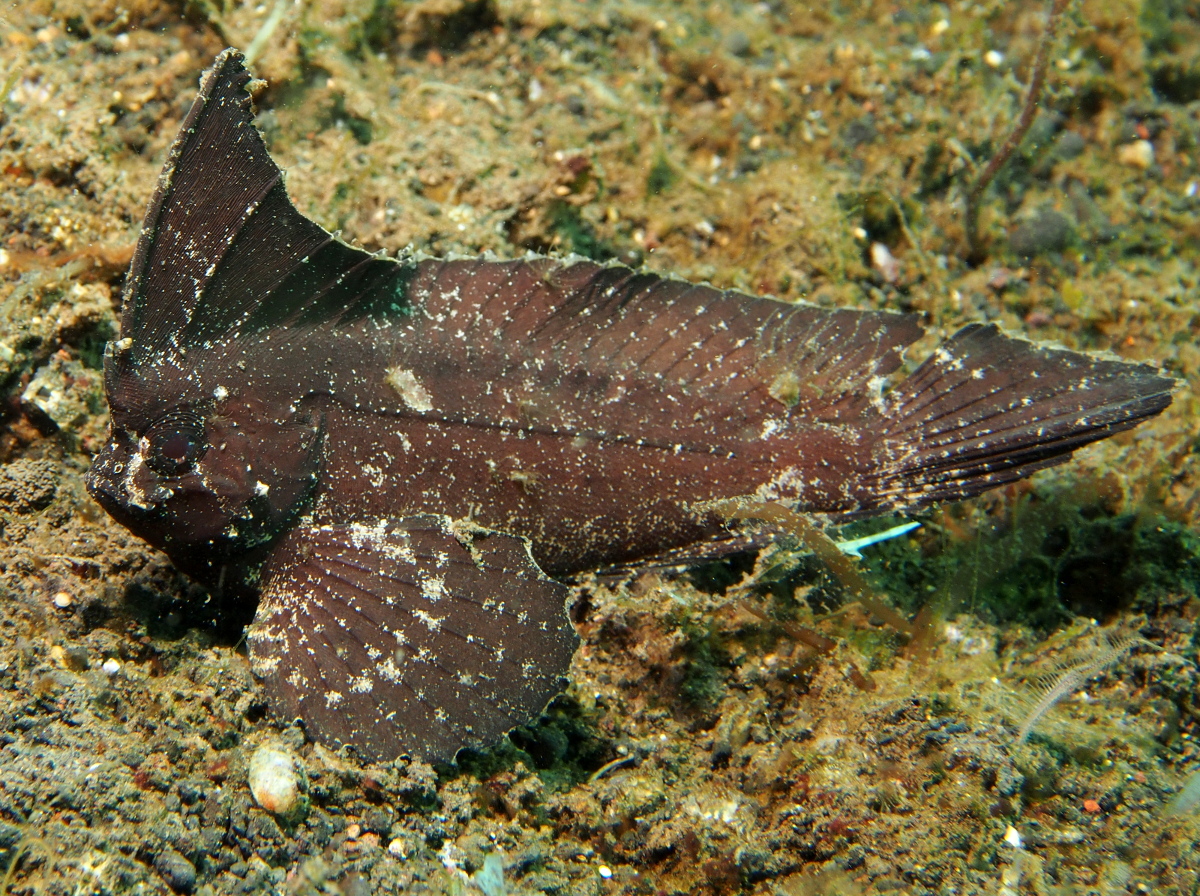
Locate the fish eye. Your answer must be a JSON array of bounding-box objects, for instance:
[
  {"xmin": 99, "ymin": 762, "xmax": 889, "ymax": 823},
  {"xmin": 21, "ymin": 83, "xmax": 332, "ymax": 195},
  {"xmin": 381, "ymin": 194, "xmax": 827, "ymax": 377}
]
[{"xmin": 145, "ymin": 410, "xmax": 208, "ymax": 476}]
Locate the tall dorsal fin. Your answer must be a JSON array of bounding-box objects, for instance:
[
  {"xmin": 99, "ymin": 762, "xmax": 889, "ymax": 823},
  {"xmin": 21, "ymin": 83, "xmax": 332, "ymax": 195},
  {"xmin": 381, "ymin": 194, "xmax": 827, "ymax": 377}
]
[{"xmin": 116, "ymin": 49, "xmax": 403, "ymax": 371}]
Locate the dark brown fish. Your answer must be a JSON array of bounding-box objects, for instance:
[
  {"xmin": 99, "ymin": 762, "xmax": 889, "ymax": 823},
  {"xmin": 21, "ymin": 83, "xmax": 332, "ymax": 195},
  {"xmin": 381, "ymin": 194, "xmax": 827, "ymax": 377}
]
[{"xmin": 86, "ymin": 50, "xmax": 1173, "ymax": 763}]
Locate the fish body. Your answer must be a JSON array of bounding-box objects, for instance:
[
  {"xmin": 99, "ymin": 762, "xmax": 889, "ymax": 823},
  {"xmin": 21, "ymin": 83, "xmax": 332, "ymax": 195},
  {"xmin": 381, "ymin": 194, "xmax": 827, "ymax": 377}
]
[{"xmin": 87, "ymin": 50, "xmax": 1173, "ymax": 762}]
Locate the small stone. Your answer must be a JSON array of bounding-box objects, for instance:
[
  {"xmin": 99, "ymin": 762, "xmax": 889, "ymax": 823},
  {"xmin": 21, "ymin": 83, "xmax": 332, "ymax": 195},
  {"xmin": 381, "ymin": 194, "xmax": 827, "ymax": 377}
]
[
  {"xmin": 52, "ymin": 591, "xmax": 72, "ymax": 609},
  {"xmin": 178, "ymin": 779, "xmax": 205, "ymax": 804},
  {"xmin": 248, "ymin": 744, "xmax": 307, "ymax": 819},
  {"xmin": 841, "ymin": 846, "xmax": 866, "ymax": 869},
  {"xmin": 62, "ymin": 645, "xmax": 89, "ymax": 672},
  {"xmin": 1117, "ymin": 139, "xmax": 1154, "ymax": 170},
  {"xmin": 101, "ymin": 658, "xmax": 121, "ymax": 675},
  {"xmin": 987, "ymin": 267, "xmax": 1014, "ymax": 291},
  {"xmin": 1054, "ymin": 130, "xmax": 1087, "ymax": 160},
  {"xmin": 347, "ymin": 832, "xmax": 380, "ymax": 853},
  {"xmin": 473, "ymin": 853, "xmax": 506, "ymax": 896},
  {"xmin": 725, "ymin": 30, "xmax": 752, "ymax": 57},
  {"xmin": 154, "ymin": 848, "xmax": 197, "ymax": 893},
  {"xmin": 843, "ymin": 115, "xmax": 877, "ymax": 147},
  {"xmin": 1009, "ymin": 208, "xmax": 1075, "ymax": 258},
  {"xmin": 361, "ymin": 806, "xmax": 393, "ymax": 835}
]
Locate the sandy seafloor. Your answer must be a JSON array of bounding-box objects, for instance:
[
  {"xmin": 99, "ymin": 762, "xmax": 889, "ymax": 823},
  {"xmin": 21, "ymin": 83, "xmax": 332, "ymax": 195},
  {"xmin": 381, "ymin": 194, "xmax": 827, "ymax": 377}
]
[{"xmin": 0, "ymin": 0, "xmax": 1199, "ymax": 893}]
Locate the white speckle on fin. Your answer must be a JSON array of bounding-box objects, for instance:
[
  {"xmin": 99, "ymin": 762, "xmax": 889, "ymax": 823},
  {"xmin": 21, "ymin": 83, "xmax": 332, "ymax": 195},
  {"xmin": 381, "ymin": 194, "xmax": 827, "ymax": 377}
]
[{"xmin": 385, "ymin": 366, "xmax": 434, "ymax": 412}]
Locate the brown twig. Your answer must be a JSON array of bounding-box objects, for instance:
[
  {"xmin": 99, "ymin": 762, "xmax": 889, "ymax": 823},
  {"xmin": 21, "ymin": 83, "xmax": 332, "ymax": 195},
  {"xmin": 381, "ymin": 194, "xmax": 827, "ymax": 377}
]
[{"xmin": 963, "ymin": 0, "xmax": 1071, "ymax": 265}]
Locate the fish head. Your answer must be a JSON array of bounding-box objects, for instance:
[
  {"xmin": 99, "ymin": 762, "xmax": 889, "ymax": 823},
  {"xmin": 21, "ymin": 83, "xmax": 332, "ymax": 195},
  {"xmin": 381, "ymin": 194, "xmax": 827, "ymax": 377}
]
[{"xmin": 87, "ymin": 346, "xmax": 323, "ymax": 566}]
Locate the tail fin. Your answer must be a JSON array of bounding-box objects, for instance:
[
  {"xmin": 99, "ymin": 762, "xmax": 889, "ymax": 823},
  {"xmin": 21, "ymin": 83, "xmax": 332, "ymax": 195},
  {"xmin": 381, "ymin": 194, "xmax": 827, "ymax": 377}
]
[{"xmin": 863, "ymin": 324, "xmax": 1173, "ymax": 510}]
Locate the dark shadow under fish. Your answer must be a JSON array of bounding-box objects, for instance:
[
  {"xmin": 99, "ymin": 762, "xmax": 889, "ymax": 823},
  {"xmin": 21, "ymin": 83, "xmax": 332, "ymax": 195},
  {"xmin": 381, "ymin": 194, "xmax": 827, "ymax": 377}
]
[{"xmin": 85, "ymin": 50, "xmax": 1174, "ymax": 763}]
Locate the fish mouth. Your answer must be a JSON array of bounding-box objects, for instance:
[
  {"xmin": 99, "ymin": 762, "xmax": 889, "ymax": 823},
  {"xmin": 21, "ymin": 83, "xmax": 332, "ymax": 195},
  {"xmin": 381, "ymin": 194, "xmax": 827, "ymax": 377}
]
[
  {"xmin": 86, "ymin": 451, "xmax": 155, "ymax": 530},
  {"xmin": 85, "ymin": 435, "xmax": 177, "ymax": 531},
  {"xmin": 86, "ymin": 441, "xmax": 250, "ymax": 555},
  {"xmin": 86, "ymin": 426, "xmax": 137, "ymax": 499},
  {"xmin": 85, "ymin": 449, "xmax": 126, "ymax": 508}
]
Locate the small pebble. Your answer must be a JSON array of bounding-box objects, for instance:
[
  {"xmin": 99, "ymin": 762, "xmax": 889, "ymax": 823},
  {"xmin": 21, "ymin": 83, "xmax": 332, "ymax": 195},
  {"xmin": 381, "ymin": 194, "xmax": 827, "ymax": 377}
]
[
  {"xmin": 843, "ymin": 115, "xmax": 876, "ymax": 147},
  {"xmin": 249, "ymin": 744, "xmax": 306, "ymax": 818},
  {"xmin": 52, "ymin": 591, "xmax": 72, "ymax": 609},
  {"xmin": 725, "ymin": 30, "xmax": 752, "ymax": 57},
  {"xmin": 984, "ymin": 49, "xmax": 1004, "ymax": 67},
  {"xmin": 154, "ymin": 848, "xmax": 197, "ymax": 893},
  {"xmin": 362, "ymin": 806, "xmax": 393, "ymax": 834},
  {"xmin": 61, "ymin": 645, "xmax": 89, "ymax": 672},
  {"xmin": 1117, "ymin": 139, "xmax": 1154, "ymax": 170},
  {"xmin": 1054, "ymin": 130, "xmax": 1087, "ymax": 160},
  {"xmin": 1025, "ymin": 309, "xmax": 1053, "ymax": 328},
  {"xmin": 986, "ymin": 267, "xmax": 1013, "ymax": 291},
  {"xmin": 346, "ymin": 831, "xmax": 380, "ymax": 853},
  {"xmin": 870, "ymin": 242, "xmax": 900, "ymax": 283},
  {"xmin": 101, "ymin": 658, "xmax": 121, "ymax": 675},
  {"xmin": 598, "ymin": 865, "xmax": 613, "ymax": 879},
  {"xmin": 1009, "ymin": 208, "xmax": 1075, "ymax": 258}
]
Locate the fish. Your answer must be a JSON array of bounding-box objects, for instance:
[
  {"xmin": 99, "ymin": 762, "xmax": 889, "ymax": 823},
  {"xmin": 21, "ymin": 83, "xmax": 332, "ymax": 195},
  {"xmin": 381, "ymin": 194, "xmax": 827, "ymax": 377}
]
[{"xmin": 86, "ymin": 49, "xmax": 1174, "ymax": 763}]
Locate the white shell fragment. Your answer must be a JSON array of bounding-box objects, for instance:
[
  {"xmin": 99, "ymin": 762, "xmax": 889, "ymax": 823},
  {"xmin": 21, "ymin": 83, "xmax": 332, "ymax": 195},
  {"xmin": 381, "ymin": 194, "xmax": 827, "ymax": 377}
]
[
  {"xmin": 870, "ymin": 241, "xmax": 900, "ymax": 283},
  {"xmin": 248, "ymin": 744, "xmax": 307, "ymax": 818},
  {"xmin": 1117, "ymin": 139, "xmax": 1155, "ymax": 170},
  {"xmin": 1004, "ymin": 825, "xmax": 1023, "ymax": 849}
]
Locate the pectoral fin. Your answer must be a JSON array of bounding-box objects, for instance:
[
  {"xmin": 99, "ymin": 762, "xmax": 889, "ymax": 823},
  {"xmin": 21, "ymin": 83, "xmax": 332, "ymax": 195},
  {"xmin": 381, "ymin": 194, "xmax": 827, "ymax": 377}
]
[{"xmin": 246, "ymin": 515, "xmax": 577, "ymax": 762}]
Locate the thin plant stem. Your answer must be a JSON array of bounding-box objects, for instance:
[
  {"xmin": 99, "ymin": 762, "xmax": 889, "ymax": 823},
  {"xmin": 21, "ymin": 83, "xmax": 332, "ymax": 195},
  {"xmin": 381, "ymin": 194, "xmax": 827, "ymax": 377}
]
[{"xmin": 963, "ymin": 0, "xmax": 1071, "ymax": 265}]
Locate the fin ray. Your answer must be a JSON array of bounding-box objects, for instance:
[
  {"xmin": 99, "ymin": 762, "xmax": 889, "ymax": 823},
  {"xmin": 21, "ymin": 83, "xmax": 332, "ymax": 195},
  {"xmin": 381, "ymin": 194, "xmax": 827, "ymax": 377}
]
[
  {"xmin": 247, "ymin": 515, "xmax": 576, "ymax": 762},
  {"xmin": 862, "ymin": 324, "xmax": 1174, "ymax": 511},
  {"xmin": 117, "ymin": 49, "xmax": 408, "ymax": 372}
]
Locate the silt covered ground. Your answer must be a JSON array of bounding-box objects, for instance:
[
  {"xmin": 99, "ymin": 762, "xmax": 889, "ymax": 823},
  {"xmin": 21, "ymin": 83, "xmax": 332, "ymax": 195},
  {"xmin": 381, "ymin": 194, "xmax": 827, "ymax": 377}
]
[{"xmin": 0, "ymin": 0, "xmax": 1199, "ymax": 893}]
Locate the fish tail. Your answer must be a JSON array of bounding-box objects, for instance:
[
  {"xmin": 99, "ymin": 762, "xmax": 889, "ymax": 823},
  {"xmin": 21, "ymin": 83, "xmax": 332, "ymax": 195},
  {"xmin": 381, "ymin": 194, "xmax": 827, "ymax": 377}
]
[{"xmin": 861, "ymin": 323, "xmax": 1173, "ymax": 510}]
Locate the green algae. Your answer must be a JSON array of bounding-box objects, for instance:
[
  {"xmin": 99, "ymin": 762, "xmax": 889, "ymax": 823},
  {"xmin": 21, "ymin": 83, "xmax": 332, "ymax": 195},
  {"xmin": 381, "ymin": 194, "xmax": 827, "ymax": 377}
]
[
  {"xmin": 846, "ymin": 492, "xmax": 1200, "ymax": 632},
  {"xmin": 645, "ymin": 150, "xmax": 677, "ymax": 198},
  {"xmin": 546, "ymin": 200, "xmax": 616, "ymax": 261},
  {"xmin": 674, "ymin": 619, "xmax": 733, "ymax": 712},
  {"xmin": 445, "ymin": 696, "xmax": 612, "ymax": 792}
]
